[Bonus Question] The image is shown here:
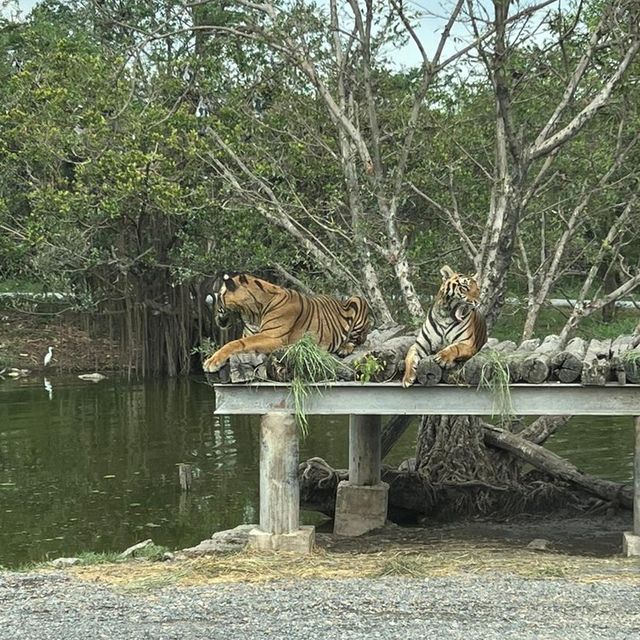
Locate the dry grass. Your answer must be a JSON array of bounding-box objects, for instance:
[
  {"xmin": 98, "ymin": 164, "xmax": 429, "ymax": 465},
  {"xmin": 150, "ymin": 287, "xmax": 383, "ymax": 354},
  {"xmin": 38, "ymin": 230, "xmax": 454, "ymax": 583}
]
[{"xmin": 68, "ymin": 540, "xmax": 640, "ymax": 592}]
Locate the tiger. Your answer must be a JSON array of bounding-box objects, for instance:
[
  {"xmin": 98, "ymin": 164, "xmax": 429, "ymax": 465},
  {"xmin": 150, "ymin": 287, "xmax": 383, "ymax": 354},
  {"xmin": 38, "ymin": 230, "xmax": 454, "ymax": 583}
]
[
  {"xmin": 402, "ymin": 265, "xmax": 487, "ymax": 387},
  {"xmin": 202, "ymin": 273, "xmax": 371, "ymax": 372}
]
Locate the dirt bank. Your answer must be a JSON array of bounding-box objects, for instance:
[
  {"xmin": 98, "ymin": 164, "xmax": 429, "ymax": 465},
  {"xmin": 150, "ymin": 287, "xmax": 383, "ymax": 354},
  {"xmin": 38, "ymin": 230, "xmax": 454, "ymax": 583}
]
[{"xmin": 0, "ymin": 309, "xmax": 124, "ymax": 373}]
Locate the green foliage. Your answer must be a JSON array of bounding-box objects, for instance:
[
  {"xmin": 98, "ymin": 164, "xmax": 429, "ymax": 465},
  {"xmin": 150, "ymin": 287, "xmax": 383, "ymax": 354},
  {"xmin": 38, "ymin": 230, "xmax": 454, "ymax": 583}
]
[
  {"xmin": 191, "ymin": 338, "xmax": 218, "ymax": 359},
  {"xmin": 353, "ymin": 355, "xmax": 383, "ymax": 384},
  {"xmin": 0, "ymin": 0, "xmax": 637, "ymax": 360}
]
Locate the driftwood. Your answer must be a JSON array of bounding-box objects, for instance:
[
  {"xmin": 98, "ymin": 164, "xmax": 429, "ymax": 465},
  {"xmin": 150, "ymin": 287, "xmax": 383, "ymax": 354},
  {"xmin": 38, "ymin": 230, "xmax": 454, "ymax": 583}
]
[
  {"xmin": 581, "ymin": 339, "xmax": 612, "ymax": 386},
  {"xmin": 517, "ymin": 415, "xmax": 572, "ymax": 445},
  {"xmin": 520, "ymin": 335, "xmax": 563, "ymax": 384},
  {"xmin": 551, "ymin": 337, "xmax": 587, "ymax": 383},
  {"xmin": 381, "ymin": 415, "xmax": 414, "ymax": 459}
]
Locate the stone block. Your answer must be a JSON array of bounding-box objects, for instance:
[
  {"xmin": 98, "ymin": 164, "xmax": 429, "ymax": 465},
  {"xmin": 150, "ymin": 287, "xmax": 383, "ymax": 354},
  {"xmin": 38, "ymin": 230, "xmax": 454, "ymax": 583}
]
[
  {"xmin": 247, "ymin": 525, "xmax": 315, "ymax": 554},
  {"xmin": 622, "ymin": 531, "xmax": 640, "ymax": 557},
  {"xmin": 333, "ymin": 480, "xmax": 389, "ymax": 537}
]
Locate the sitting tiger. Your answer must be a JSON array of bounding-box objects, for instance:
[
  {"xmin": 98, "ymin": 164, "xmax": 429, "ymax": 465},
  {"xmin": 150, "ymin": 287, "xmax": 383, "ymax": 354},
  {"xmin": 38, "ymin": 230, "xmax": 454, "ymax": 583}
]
[
  {"xmin": 402, "ymin": 265, "xmax": 487, "ymax": 387},
  {"xmin": 202, "ymin": 273, "xmax": 371, "ymax": 372}
]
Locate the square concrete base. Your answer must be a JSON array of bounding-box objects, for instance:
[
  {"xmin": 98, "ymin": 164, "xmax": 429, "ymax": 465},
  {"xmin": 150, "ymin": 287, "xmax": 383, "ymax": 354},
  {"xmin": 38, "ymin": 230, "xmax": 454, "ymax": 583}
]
[
  {"xmin": 334, "ymin": 480, "xmax": 389, "ymax": 537},
  {"xmin": 622, "ymin": 531, "xmax": 640, "ymax": 557},
  {"xmin": 247, "ymin": 525, "xmax": 315, "ymax": 554}
]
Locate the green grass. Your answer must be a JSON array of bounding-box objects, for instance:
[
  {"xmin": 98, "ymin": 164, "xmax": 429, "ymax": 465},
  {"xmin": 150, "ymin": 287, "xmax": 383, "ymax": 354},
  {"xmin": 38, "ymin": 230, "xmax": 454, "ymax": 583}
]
[
  {"xmin": 492, "ymin": 306, "xmax": 639, "ymax": 342},
  {"xmin": 0, "ymin": 278, "xmax": 46, "ymax": 294},
  {"xmin": 281, "ymin": 334, "xmax": 349, "ymax": 435},
  {"xmin": 477, "ymin": 350, "xmax": 514, "ymax": 418}
]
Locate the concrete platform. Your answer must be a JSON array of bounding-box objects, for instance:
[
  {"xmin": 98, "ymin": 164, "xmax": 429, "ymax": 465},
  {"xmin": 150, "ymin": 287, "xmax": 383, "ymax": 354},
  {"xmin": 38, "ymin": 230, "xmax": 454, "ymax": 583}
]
[
  {"xmin": 248, "ymin": 525, "xmax": 315, "ymax": 553},
  {"xmin": 622, "ymin": 531, "xmax": 640, "ymax": 557},
  {"xmin": 334, "ymin": 480, "xmax": 389, "ymax": 537}
]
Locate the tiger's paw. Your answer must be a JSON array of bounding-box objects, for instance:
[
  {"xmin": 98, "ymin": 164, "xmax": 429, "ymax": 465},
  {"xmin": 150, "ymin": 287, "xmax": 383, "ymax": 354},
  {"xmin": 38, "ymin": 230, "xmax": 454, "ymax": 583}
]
[
  {"xmin": 202, "ymin": 352, "xmax": 224, "ymax": 373},
  {"xmin": 434, "ymin": 351, "xmax": 456, "ymax": 369},
  {"xmin": 402, "ymin": 371, "xmax": 416, "ymax": 388},
  {"xmin": 337, "ymin": 341, "xmax": 355, "ymax": 357}
]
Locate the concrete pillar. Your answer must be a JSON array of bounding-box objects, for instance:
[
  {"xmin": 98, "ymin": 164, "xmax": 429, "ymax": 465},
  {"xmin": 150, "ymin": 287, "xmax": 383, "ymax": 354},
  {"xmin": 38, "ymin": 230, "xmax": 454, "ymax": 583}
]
[
  {"xmin": 623, "ymin": 416, "xmax": 640, "ymax": 556},
  {"xmin": 248, "ymin": 413, "xmax": 314, "ymax": 553},
  {"xmin": 349, "ymin": 414, "xmax": 382, "ymax": 485},
  {"xmin": 334, "ymin": 415, "xmax": 389, "ymax": 537}
]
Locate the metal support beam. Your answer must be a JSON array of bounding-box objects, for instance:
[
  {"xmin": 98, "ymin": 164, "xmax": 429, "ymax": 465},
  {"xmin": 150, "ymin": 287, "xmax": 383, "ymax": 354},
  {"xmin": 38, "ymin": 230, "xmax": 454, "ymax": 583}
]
[{"xmin": 214, "ymin": 382, "xmax": 640, "ymax": 416}]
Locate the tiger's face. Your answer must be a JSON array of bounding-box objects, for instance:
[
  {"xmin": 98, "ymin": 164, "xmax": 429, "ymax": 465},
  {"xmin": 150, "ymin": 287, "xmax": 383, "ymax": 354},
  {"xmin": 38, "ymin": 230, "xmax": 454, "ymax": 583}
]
[
  {"xmin": 218, "ymin": 273, "xmax": 278, "ymax": 315},
  {"xmin": 437, "ymin": 265, "xmax": 481, "ymax": 313}
]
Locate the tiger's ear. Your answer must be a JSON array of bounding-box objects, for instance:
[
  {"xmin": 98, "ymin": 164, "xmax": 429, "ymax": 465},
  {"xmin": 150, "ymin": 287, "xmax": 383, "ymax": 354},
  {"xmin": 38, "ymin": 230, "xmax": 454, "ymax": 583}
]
[
  {"xmin": 440, "ymin": 265, "xmax": 455, "ymax": 281},
  {"xmin": 471, "ymin": 272, "xmax": 480, "ymax": 282},
  {"xmin": 223, "ymin": 273, "xmax": 237, "ymax": 292}
]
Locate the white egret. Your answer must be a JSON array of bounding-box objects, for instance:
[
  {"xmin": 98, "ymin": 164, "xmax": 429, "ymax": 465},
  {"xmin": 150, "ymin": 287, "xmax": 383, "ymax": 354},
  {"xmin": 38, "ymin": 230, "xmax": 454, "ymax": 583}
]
[{"xmin": 44, "ymin": 346, "xmax": 53, "ymax": 367}]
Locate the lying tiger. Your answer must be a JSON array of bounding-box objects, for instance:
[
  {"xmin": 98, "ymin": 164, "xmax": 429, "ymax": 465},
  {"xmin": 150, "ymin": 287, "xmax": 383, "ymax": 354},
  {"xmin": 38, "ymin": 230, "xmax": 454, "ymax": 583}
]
[
  {"xmin": 202, "ymin": 273, "xmax": 371, "ymax": 372},
  {"xmin": 402, "ymin": 265, "xmax": 487, "ymax": 387}
]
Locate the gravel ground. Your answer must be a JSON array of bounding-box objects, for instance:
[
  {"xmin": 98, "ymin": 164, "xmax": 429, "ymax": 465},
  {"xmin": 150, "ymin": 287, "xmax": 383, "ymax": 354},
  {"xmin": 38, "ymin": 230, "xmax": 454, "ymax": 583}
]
[{"xmin": 1, "ymin": 571, "xmax": 639, "ymax": 640}]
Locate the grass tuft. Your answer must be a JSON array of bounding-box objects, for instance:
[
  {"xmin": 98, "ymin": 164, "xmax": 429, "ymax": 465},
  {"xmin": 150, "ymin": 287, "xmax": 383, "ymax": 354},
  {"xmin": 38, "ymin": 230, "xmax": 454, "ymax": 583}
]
[
  {"xmin": 280, "ymin": 335, "xmax": 349, "ymax": 435},
  {"xmin": 64, "ymin": 541, "xmax": 640, "ymax": 591},
  {"xmin": 477, "ymin": 350, "xmax": 514, "ymax": 419}
]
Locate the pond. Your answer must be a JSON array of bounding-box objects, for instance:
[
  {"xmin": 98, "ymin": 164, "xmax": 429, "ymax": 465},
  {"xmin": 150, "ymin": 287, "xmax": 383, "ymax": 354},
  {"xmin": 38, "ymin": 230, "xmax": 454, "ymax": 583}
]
[{"xmin": 0, "ymin": 376, "xmax": 635, "ymax": 568}]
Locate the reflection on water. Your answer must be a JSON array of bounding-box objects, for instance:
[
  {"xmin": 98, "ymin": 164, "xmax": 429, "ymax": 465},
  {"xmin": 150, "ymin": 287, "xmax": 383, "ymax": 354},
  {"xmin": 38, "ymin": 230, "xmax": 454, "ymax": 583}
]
[{"xmin": 0, "ymin": 376, "xmax": 634, "ymax": 568}]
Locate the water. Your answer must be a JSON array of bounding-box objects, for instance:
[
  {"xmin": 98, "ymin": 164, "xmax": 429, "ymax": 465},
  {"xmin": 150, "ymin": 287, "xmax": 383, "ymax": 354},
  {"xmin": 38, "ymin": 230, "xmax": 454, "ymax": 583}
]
[{"xmin": 0, "ymin": 376, "xmax": 635, "ymax": 568}]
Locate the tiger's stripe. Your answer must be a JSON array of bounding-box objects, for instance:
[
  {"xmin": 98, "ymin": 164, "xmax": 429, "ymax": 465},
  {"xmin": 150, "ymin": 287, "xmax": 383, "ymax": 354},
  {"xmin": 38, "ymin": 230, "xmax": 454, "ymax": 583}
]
[
  {"xmin": 203, "ymin": 274, "xmax": 370, "ymax": 372},
  {"xmin": 402, "ymin": 266, "xmax": 487, "ymax": 388}
]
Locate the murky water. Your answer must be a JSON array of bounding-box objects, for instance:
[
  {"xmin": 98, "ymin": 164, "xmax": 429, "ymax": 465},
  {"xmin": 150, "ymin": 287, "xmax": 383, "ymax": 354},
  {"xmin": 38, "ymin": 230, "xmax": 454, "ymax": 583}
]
[{"xmin": 0, "ymin": 376, "xmax": 634, "ymax": 568}]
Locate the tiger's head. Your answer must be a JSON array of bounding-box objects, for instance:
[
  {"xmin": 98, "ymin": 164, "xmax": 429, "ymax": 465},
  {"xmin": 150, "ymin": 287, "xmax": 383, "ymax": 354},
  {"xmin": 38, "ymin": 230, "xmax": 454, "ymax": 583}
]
[
  {"xmin": 437, "ymin": 265, "xmax": 481, "ymax": 317},
  {"xmin": 218, "ymin": 273, "xmax": 281, "ymax": 318}
]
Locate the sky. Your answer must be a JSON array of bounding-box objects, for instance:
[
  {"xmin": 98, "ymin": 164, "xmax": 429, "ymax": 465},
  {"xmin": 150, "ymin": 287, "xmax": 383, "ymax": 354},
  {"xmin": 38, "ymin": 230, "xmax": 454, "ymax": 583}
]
[
  {"xmin": 3, "ymin": 0, "xmax": 469, "ymax": 69},
  {"xmin": 4, "ymin": 0, "xmax": 548, "ymax": 71}
]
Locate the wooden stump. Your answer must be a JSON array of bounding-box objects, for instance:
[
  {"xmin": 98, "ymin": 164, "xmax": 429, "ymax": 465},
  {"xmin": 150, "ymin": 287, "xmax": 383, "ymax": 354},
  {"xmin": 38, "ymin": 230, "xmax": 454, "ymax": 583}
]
[
  {"xmin": 507, "ymin": 339, "xmax": 542, "ymax": 382},
  {"xmin": 520, "ymin": 335, "xmax": 563, "ymax": 384},
  {"xmin": 581, "ymin": 339, "xmax": 612, "ymax": 386},
  {"xmin": 610, "ymin": 335, "xmax": 640, "ymax": 384},
  {"xmin": 623, "ymin": 345, "xmax": 640, "ymax": 384},
  {"xmin": 552, "ymin": 337, "xmax": 587, "ymax": 383},
  {"xmin": 178, "ymin": 463, "xmax": 193, "ymax": 492},
  {"xmin": 416, "ymin": 356, "xmax": 442, "ymax": 386}
]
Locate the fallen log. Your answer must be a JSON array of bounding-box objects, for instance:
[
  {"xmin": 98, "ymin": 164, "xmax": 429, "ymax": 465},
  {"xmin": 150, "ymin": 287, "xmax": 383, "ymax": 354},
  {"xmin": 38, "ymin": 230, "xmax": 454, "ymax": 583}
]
[
  {"xmin": 581, "ymin": 339, "xmax": 612, "ymax": 386},
  {"xmin": 517, "ymin": 415, "xmax": 571, "ymax": 445},
  {"xmin": 520, "ymin": 335, "xmax": 563, "ymax": 384},
  {"xmin": 299, "ymin": 419, "xmax": 634, "ymax": 518},
  {"xmin": 381, "ymin": 415, "xmax": 414, "ymax": 459},
  {"xmin": 482, "ymin": 423, "xmax": 633, "ymax": 508},
  {"xmin": 551, "ymin": 337, "xmax": 587, "ymax": 383}
]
